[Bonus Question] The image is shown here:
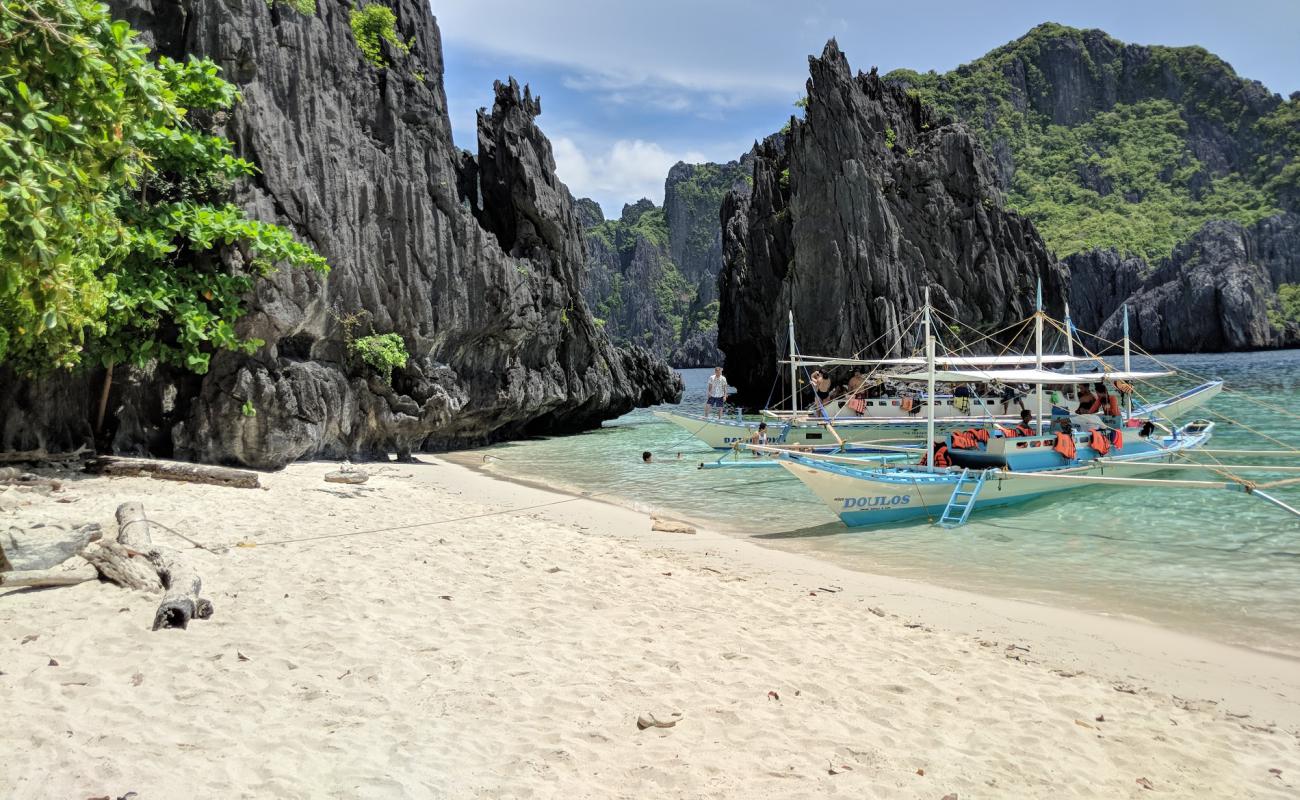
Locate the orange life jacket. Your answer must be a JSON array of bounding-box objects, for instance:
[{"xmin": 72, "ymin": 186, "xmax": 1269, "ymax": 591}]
[
  {"xmin": 994, "ymin": 424, "xmax": 1018, "ymax": 437},
  {"xmin": 1104, "ymin": 394, "xmax": 1120, "ymax": 417},
  {"xmin": 1014, "ymin": 423, "xmax": 1035, "ymax": 437},
  {"xmin": 1053, "ymin": 432, "xmax": 1077, "ymax": 460},
  {"xmin": 901, "ymin": 397, "xmax": 915, "ymax": 412},
  {"xmin": 951, "ymin": 430, "xmax": 978, "ymax": 450},
  {"xmin": 1089, "ymin": 429, "xmax": 1111, "ymax": 456},
  {"xmin": 1111, "ymin": 429, "xmax": 1124, "ymax": 450},
  {"xmin": 919, "ymin": 444, "xmax": 952, "ymax": 468},
  {"xmin": 971, "ymin": 428, "xmax": 990, "ymax": 444}
]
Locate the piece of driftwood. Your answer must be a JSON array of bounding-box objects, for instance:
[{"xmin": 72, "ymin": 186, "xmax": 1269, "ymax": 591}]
[
  {"xmin": 0, "ymin": 558, "xmax": 99, "ymax": 588},
  {"xmin": 0, "ymin": 522, "xmax": 102, "ymax": 572},
  {"xmin": 324, "ymin": 470, "xmax": 368, "ymax": 485},
  {"xmin": 88, "ymin": 456, "xmax": 260, "ymax": 489},
  {"xmin": 80, "ymin": 539, "xmax": 163, "ymax": 592},
  {"xmin": 0, "ymin": 445, "xmax": 91, "ymax": 465},
  {"xmin": 114, "ymin": 502, "xmax": 213, "ymax": 630},
  {"xmin": 650, "ymin": 516, "xmax": 696, "ymax": 534},
  {"xmin": 0, "ymin": 467, "xmax": 63, "ymax": 491}
]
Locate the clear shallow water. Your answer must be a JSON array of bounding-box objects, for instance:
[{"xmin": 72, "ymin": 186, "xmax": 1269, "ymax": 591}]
[{"xmin": 478, "ymin": 351, "xmax": 1300, "ymax": 657}]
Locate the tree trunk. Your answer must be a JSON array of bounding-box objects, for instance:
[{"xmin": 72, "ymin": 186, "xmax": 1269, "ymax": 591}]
[
  {"xmin": 88, "ymin": 456, "xmax": 261, "ymax": 489},
  {"xmin": 95, "ymin": 362, "xmax": 115, "ymax": 434},
  {"xmin": 107, "ymin": 502, "xmax": 213, "ymax": 630}
]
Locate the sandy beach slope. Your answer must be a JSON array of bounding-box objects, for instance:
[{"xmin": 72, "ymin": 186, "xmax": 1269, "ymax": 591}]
[{"xmin": 2, "ymin": 458, "xmax": 1298, "ymax": 799}]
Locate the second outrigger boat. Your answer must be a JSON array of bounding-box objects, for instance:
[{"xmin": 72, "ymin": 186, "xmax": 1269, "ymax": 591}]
[{"xmin": 658, "ymin": 303, "xmax": 1222, "ymax": 452}]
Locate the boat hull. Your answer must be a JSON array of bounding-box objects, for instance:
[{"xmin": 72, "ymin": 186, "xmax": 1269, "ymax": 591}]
[{"xmin": 776, "ymin": 427, "xmax": 1213, "ymax": 527}]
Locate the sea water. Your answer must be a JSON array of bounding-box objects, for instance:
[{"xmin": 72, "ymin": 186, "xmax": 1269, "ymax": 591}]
[{"xmin": 476, "ymin": 351, "xmax": 1300, "ymax": 658}]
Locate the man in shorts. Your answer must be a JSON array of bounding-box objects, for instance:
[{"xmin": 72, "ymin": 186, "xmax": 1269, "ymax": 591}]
[{"xmin": 705, "ymin": 366, "xmax": 729, "ymax": 419}]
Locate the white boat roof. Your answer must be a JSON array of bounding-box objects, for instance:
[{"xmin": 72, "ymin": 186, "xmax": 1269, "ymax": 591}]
[
  {"xmin": 782, "ymin": 354, "xmax": 1088, "ymax": 368},
  {"xmin": 882, "ymin": 368, "xmax": 1173, "ymax": 385}
]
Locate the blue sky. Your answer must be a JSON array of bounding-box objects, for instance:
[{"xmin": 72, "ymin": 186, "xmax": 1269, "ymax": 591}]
[{"xmin": 434, "ymin": 0, "xmax": 1300, "ymax": 217}]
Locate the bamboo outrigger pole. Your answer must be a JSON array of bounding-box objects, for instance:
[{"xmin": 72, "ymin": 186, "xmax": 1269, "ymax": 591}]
[
  {"xmin": 788, "ymin": 311, "xmax": 799, "ymax": 416},
  {"xmin": 1035, "ymin": 279, "xmax": 1045, "ymax": 435},
  {"xmin": 923, "ymin": 287, "xmax": 936, "ymax": 472}
]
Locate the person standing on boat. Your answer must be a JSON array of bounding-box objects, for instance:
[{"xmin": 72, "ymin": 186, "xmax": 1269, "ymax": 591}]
[{"xmin": 705, "ymin": 366, "xmax": 729, "ymax": 419}]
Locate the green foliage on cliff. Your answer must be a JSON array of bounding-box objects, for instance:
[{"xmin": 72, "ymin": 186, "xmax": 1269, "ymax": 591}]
[
  {"xmin": 0, "ymin": 0, "xmax": 326, "ymax": 374},
  {"xmin": 885, "ymin": 22, "xmax": 1294, "ymax": 263},
  {"xmin": 350, "ymin": 4, "xmax": 409, "ymax": 69},
  {"xmin": 270, "ymin": 0, "xmax": 316, "ymax": 15},
  {"xmin": 1274, "ymin": 283, "xmax": 1300, "ymax": 326},
  {"xmin": 1010, "ymin": 100, "xmax": 1277, "ymax": 260},
  {"xmin": 350, "ymin": 333, "xmax": 409, "ymax": 383}
]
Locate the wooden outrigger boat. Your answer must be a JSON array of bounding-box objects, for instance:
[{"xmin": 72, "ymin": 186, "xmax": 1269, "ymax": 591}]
[{"xmin": 765, "ymin": 288, "xmax": 1300, "ymax": 527}]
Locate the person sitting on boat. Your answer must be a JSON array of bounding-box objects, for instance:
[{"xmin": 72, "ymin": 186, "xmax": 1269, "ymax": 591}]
[
  {"xmin": 705, "ymin": 366, "xmax": 729, "ymax": 419},
  {"xmin": 1075, "ymin": 385, "xmax": 1101, "ymax": 415},
  {"xmin": 809, "ymin": 370, "xmax": 833, "ymax": 406},
  {"xmin": 846, "ymin": 371, "xmax": 866, "ymax": 395},
  {"xmin": 749, "ymin": 422, "xmax": 769, "ymax": 454},
  {"xmin": 1013, "ymin": 409, "xmax": 1035, "ymax": 437},
  {"xmin": 1099, "ymin": 384, "xmax": 1122, "ymax": 418}
]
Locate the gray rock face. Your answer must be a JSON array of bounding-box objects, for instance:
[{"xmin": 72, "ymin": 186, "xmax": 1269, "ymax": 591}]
[
  {"xmin": 1063, "ymin": 249, "xmax": 1144, "ymax": 335},
  {"xmin": 577, "ymin": 159, "xmax": 747, "ymax": 368},
  {"xmin": 1091, "ymin": 216, "xmax": 1300, "ymax": 352},
  {"xmin": 0, "ymin": 0, "xmax": 681, "ymax": 466},
  {"xmin": 718, "ymin": 41, "xmax": 1067, "ymax": 403}
]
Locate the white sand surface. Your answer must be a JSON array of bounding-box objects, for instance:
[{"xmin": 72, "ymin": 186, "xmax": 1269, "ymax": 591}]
[{"xmin": 2, "ymin": 458, "xmax": 1298, "ymax": 799}]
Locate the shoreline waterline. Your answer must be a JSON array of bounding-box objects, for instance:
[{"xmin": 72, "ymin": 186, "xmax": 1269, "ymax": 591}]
[
  {"xmin": 428, "ymin": 453, "xmax": 1300, "ymax": 729},
  {"xmin": 469, "ymin": 353, "xmax": 1300, "ymax": 662}
]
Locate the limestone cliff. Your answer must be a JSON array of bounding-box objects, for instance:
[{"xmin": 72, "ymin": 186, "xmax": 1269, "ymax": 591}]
[
  {"xmin": 1087, "ymin": 215, "xmax": 1300, "ymax": 352},
  {"xmin": 0, "ymin": 0, "xmax": 681, "ymax": 467},
  {"xmin": 578, "ymin": 158, "xmax": 747, "ymax": 367},
  {"xmin": 718, "ymin": 41, "xmax": 1066, "ymax": 403}
]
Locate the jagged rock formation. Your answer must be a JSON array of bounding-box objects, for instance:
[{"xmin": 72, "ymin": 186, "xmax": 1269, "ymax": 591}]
[
  {"xmin": 718, "ymin": 41, "xmax": 1067, "ymax": 403},
  {"xmin": 0, "ymin": 0, "xmax": 681, "ymax": 467},
  {"xmin": 1063, "ymin": 249, "xmax": 1143, "ymax": 334},
  {"xmin": 577, "ymin": 159, "xmax": 748, "ymax": 367},
  {"xmin": 1088, "ymin": 215, "xmax": 1300, "ymax": 351}
]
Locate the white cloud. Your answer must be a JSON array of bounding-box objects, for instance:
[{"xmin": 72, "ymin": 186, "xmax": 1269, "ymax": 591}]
[{"xmin": 552, "ymin": 137, "xmax": 715, "ymax": 216}]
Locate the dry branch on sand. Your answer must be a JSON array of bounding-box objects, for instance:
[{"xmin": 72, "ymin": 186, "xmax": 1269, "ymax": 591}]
[{"xmin": 87, "ymin": 456, "xmax": 261, "ymax": 489}]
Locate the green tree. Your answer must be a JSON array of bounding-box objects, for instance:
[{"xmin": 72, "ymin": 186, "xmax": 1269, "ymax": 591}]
[{"xmin": 0, "ymin": 0, "xmax": 325, "ymax": 379}]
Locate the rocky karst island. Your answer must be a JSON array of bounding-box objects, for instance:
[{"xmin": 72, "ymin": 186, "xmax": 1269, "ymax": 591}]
[{"xmin": 2, "ymin": 2, "xmax": 1299, "ymax": 798}]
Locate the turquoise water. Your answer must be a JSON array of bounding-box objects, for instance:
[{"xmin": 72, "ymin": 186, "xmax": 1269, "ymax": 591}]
[{"xmin": 477, "ymin": 351, "xmax": 1300, "ymax": 657}]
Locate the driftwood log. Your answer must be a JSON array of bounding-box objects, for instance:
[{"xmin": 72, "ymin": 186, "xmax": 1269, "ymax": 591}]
[
  {"xmin": 0, "ymin": 522, "xmax": 102, "ymax": 572},
  {"xmin": 81, "ymin": 502, "xmax": 213, "ymax": 630},
  {"xmin": 88, "ymin": 456, "xmax": 260, "ymax": 489},
  {"xmin": 0, "ymin": 559, "xmax": 99, "ymax": 588},
  {"xmin": 324, "ymin": 470, "xmax": 368, "ymax": 485},
  {"xmin": 0, "ymin": 445, "xmax": 91, "ymax": 465}
]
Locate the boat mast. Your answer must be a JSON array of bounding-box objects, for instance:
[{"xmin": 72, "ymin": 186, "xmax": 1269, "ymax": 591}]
[
  {"xmin": 1034, "ymin": 279, "xmax": 1045, "ymax": 435},
  {"xmin": 788, "ymin": 310, "xmax": 799, "ymax": 415},
  {"xmin": 1064, "ymin": 302, "xmax": 1076, "ymax": 374},
  {"xmin": 924, "ymin": 287, "xmax": 936, "ymax": 472},
  {"xmin": 1122, "ymin": 303, "xmax": 1132, "ymax": 417}
]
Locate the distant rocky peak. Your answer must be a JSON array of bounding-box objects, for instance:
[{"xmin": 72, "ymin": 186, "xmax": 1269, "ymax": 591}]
[
  {"xmin": 574, "ymin": 197, "xmax": 605, "ymax": 228},
  {"xmin": 620, "ymin": 198, "xmax": 657, "ymax": 225}
]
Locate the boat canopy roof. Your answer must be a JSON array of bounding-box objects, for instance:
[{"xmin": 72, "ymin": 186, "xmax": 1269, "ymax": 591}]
[
  {"xmin": 781, "ymin": 354, "xmax": 1088, "ymax": 368},
  {"xmin": 882, "ymin": 368, "xmax": 1173, "ymax": 385}
]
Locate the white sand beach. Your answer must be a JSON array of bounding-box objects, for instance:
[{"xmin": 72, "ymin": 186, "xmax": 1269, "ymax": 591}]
[{"xmin": 2, "ymin": 458, "xmax": 1298, "ymax": 799}]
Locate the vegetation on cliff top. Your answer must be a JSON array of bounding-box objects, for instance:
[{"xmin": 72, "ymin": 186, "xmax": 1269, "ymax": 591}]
[
  {"xmin": 0, "ymin": 0, "xmax": 326, "ymax": 375},
  {"xmin": 886, "ymin": 22, "xmax": 1297, "ymax": 263}
]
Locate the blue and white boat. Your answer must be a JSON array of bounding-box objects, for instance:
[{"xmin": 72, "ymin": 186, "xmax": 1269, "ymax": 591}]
[{"xmin": 766, "ymin": 288, "xmax": 1299, "ymax": 527}]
